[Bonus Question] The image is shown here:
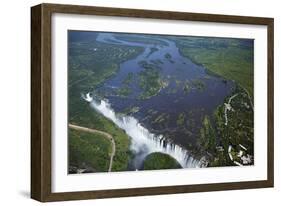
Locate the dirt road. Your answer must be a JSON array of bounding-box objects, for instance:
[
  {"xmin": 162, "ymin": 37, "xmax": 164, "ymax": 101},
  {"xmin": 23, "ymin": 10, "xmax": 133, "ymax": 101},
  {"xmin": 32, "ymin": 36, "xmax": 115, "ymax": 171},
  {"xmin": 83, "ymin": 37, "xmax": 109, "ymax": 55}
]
[{"xmin": 69, "ymin": 123, "xmax": 116, "ymax": 172}]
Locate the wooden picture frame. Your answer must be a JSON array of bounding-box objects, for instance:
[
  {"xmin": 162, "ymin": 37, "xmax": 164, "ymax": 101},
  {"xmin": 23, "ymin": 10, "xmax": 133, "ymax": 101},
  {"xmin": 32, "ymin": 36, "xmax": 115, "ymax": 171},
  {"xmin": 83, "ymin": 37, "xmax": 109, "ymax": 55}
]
[{"xmin": 31, "ymin": 3, "xmax": 274, "ymax": 202}]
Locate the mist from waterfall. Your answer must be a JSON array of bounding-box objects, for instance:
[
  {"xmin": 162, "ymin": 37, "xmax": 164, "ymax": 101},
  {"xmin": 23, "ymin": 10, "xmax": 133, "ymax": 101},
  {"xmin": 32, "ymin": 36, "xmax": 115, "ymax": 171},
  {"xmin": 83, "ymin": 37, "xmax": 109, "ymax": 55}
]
[{"xmin": 83, "ymin": 93, "xmax": 204, "ymax": 169}]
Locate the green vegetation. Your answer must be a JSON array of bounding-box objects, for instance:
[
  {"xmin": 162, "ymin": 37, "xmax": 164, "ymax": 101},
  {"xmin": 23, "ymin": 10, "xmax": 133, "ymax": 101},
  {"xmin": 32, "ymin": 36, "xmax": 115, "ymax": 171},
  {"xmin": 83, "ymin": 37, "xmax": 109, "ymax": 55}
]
[
  {"xmin": 199, "ymin": 86, "xmax": 254, "ymax": 167},
  {"xmin": 171, "ymin": 37, "xmax": 254, "ymax": 99},
  {"xmin": 183, "ymin": 80, "xmax": 191, "ymax": 94},
  {"xmin": 150, "ymin": 113, "xmax": 170, "ymax": 131},
  {"xmin": 152, "ymin": 113, "xmax": 170, "ymax": 124},
  {"xmin": 116, "ymin": 86, "xmax": 132, "ymax": 96},
  {"xmin": 163, "ymin": 37, "xmax": 253, "ymax": 166},
  {"xmin": 69, "ymin": 129, "xmax": 111, "ymax": 173},
  {"xmin": 68, "ymin": 34, "xmax": 144, "ymax": 172},
  {"xmin": 191, "ymin": 79, "xmax": 206, "ymax": 91},
  {"xmin": 138, "ymin": 60, "xmax": 161, "ymax": 70},
  {"xmin": 138, "ymin": 60, "xmax": 168, "ymax": 99},
  {"xmin": 69, "ymin": 41, "xmax": 143, "ymax": 91},
  {"xmin": 166, "ymin": 78, "xmax": 206, "ymax": 96},
  {"xmin": 69, "ymin": 99, "xmax": 133, "ymax": 171},
  {"xmin": 115, "ymin": 72, "xmax": 135, "ymax": 97},
  {"xmin": 164, "ymin": 53, "xmax": 174, "ymax": 63},
  {"xmin": 150, "ymin": 59, "xmax": 164, "ymax": 65},
  {"xmin": 199, "ymin": 115, "xmax": 216, "ymax": 154},
  {"xmin": 121, "ymin": 106, "xmax": 140, "ymax": 115},
  {"xmin": 176, "ymin": 113, "xmax": 186, "ymax": 126},
  {"xmin": 146, "ymin": 47, "xmax": 159, "ymax": 58},
  {"xmin": 122, "ymin": 72, "xmax": 134, "ymax": 85},
  {"xmin": 181, "ymin": 79, "xmax": 206, "ymax": 94},
  {"xmin": 115, "ymin": 34, "xmax": 168, "ymax": 46},
  {"xmin": 68, "ymin": 32, "xmax": 254, "ymax": 171},
  {"xmin": 143, "ymin": 152, "xmax": 182, "ymax": 170},
  {"xmin": 165, "ymin": 53, "xmax": 171, "ymax": 59}
]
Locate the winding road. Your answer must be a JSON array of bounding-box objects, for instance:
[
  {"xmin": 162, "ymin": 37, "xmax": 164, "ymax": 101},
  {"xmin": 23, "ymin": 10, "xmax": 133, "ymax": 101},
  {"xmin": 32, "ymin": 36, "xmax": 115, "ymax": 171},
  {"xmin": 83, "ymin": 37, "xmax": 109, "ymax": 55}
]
[
  {"xmin": 69, "ymin": 124, "xmax": 116, "ymax": 172},
  {"xmin": 224, "ymin": 90, "xmax": 254, "ymax": 126},
  {"xmin": 224, "ymin": 93, "xmax": 238, "ymax": 126}
]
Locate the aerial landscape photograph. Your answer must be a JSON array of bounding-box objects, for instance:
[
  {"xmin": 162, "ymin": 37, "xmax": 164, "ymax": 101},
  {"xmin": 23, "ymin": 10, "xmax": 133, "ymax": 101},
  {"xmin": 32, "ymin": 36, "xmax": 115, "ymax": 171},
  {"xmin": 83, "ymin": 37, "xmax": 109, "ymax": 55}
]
[{"xmin": 67, "ymin": 30, "xmax": 254, "ymax": 174}]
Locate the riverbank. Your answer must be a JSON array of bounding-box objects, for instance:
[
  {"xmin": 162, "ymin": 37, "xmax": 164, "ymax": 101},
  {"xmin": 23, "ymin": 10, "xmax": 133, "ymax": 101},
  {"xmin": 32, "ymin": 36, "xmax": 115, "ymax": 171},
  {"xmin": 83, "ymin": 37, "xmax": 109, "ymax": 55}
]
[
  {"xmin": 170, "ymin": 36, "xmax": 254, "ymax": 100},
  {"xmin": 208, "ymin": 86, "xmax": 254, "ymax": 167},
  {"xmin": 68, "ymin": 31, "xmax": 254, "ymax": 172},
  {"xmin": 68, "ymin": 31, "xmax": 145, "ymax": 173}
]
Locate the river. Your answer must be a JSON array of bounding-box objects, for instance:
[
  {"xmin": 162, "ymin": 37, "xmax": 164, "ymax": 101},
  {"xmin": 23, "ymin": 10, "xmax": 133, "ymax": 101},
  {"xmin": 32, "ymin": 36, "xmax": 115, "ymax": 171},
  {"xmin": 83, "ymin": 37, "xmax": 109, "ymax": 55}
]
[{"xmin": 83, "ymin": 32, "xmax": 235, "ymax": 170}]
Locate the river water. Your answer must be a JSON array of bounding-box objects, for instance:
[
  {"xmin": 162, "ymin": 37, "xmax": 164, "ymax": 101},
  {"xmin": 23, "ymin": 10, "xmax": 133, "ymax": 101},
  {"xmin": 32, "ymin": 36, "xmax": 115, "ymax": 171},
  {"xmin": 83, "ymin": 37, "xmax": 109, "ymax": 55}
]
[{"xmin": 84, "ymin": 32, "xmax": 235, "ymax": 170}]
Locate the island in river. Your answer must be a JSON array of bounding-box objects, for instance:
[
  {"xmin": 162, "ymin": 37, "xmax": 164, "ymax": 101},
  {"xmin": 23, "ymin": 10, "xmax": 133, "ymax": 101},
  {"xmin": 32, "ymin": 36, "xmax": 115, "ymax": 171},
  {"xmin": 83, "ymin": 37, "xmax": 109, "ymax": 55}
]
[{"xmin": 68, "ymin": 31, "xmax": 254, "ymax": 174}]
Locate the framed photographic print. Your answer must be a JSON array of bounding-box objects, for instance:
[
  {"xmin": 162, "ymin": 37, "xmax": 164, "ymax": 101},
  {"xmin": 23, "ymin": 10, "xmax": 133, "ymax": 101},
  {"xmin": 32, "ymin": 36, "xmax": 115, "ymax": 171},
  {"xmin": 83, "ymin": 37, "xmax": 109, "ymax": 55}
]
[{"xmin": 31, "ymin": 3, "xmax": 274, "ymax": 202}]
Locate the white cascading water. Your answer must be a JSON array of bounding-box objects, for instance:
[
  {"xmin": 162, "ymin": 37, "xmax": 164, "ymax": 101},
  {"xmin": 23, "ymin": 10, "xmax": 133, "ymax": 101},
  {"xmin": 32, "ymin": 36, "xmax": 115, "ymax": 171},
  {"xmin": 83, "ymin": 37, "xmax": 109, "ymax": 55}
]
[{"xmin": 82, "ymin": 93, "xmax": 204, "ymax": 168}]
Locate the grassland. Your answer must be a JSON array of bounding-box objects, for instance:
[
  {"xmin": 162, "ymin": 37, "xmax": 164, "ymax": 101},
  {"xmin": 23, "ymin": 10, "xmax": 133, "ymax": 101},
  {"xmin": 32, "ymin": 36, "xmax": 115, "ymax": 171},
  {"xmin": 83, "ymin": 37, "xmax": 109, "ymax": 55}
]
[
  {"xmin": 69, "ymin": 128, "xmax": 111, "ymax": 173},
  {"xmin": 170, "ymin": 37, "xmax": 254, "ymax": 99},
  {"xmin": 143, "ymin": 152, "xmax": 182, "ymax": 170},
  {"xmin": 68, "ymin": 40, "xmax": 143, "ymax": 92},
  {"xmin": 68, "ymin": 32, "xmax": 144, "ymax": 173}
]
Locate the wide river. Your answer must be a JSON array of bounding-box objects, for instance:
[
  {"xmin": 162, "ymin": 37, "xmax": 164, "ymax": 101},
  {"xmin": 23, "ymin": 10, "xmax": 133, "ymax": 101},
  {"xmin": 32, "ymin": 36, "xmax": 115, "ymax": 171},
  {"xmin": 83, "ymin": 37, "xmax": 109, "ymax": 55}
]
[{"xmin": 86, "ymin": 32, "xmax": 235, "ymax": 170}]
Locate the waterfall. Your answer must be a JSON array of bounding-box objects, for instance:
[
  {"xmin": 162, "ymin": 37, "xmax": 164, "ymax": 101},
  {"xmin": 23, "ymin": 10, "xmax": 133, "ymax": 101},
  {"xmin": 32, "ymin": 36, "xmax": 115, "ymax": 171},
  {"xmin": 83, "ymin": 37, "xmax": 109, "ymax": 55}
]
[{"xmin": 83, "ymin": 93, "xmax": 205, "ymax": 169}]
